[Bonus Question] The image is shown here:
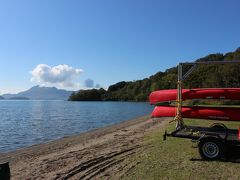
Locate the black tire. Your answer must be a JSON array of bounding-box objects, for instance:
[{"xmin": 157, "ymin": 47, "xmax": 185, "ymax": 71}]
[
  {"xmin": 210, "ymin": 124, "xmax": 227, "ymax": 130},
  {"xmin": 211, "ymin": 125, "xmax": 225, "ymax": 129},
  {"xmin": 198, "ymin": 138, "xmax": 224, "ymax": 160}
]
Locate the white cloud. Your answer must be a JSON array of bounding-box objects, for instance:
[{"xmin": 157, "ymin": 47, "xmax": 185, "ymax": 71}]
[
  {"xmin": 84, "ymin": 78, "xmax": 102, "ymax": 89},
  {"xmin": 95, "ymin": 84, "xmax": 101, "ymax": 88},
  {"xmin": 84, "ymin": 78, "xmax": 94, "ymax": 88},
  {"xmin": 30, "ymin": 64, "xmax": 83, "ymax": 88}
]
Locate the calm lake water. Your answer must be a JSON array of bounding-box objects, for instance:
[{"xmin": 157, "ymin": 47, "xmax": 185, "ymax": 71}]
[{"xmin": 0, "ymin": 100, "xmax": 153, "ymax": 153}]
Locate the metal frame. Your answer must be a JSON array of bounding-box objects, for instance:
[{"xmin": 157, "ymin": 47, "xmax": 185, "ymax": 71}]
[
  {"xmin": 164, "ymin": 124, "xmax": 240, "ymax": 146},
  {"xmin": 175, "ymin": 60, "xmax": 240, "ymax": 130}
]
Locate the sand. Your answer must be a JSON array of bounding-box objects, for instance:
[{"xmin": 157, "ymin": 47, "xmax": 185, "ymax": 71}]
[{"xmin": 0, "ymin": 115, "xmax": 170, "ymax": 180}]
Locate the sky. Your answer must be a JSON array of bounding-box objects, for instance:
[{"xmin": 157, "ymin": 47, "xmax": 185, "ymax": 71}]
[{"xmin": 0, "ymin": 0, "xmax": 240, "ymax": 94}]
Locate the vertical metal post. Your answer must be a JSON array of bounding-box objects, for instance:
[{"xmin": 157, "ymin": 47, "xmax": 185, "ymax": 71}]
[
  {"xmin": 175, "ymin": 63, "xmax": 184, "ymax": 129},
  {"xmin": 173, "ymin": 60, "xmax": 240, "ymax": 130}
]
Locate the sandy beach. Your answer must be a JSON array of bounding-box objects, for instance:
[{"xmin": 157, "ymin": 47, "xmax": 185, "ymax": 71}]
[{"xmin": 0, "ymin": 115, "xmax": 169, "ymax": 179}]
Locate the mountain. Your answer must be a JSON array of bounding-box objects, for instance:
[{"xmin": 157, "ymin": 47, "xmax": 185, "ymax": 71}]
[
  {"xmin": 69, "ymin": 47, "xmax": 240, "ymax": 101},
  {"xmin": 2, "ymin": 86, "xmax": 74, "ymax": 100},
  {"xmin": 0, "ymin": 96, "xmax": 4, "ymax": 100}
]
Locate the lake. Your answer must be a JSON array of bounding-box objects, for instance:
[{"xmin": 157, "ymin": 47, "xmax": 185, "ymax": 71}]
[{"xmin": 0, "ymin": 100, "xmax": 153, "ymax": 153}]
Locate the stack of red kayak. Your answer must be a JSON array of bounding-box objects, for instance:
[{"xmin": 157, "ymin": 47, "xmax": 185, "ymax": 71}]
[{"xmin": 149, "ymin": 88, "xmax": 240, "ymax": 121}]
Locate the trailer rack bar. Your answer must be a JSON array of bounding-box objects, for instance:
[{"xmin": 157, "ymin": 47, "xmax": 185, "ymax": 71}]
[
  {"xmin": 164, "ymin": 60, "xmax": 240, "ymax": 160},
  {"xmin": 175, "ymin": 60, "xmax": 240, "ymax": 130}
]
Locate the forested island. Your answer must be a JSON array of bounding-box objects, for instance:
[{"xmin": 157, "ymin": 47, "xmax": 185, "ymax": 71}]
[{"xmin": 69, "ymin": 48, "xmax": 240, "ymax": 102}]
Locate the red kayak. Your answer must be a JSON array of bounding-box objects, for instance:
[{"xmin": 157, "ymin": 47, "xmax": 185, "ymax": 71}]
[
  {"xmin": 152, "ymin": 106, "xmax": 240, "ymax": 121},
  {"xmin": 150, "ymin": 88, "xmax": 240, "ymax": 105}
]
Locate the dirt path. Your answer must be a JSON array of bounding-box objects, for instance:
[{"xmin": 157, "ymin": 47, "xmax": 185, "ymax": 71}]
[{"xmin": 0, "ymin": 116, "xmax": 170, "ymax": 180}]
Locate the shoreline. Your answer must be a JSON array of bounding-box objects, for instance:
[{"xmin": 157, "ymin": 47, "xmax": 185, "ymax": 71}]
[
  {"xmin": 0, "ymin": 115, "xmax": 170, "ymax": 179},
  {"xmin": 0, "ymin": 115, "xmax": 151, "ymax": 162}
]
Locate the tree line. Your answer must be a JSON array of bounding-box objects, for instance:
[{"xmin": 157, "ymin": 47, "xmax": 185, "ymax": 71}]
[{"xmin": 69, "ymin": 48, "xmax": 240, "ymax": 101}]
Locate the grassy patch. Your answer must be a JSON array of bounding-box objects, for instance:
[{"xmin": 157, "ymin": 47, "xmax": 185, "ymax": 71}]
[{"xmin": 123, "ymin": 119, "xmax": 240, "ymax": 179}]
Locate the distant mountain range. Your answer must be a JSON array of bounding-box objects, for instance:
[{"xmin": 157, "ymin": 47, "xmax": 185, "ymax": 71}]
[{"xmin": 1, "ymin": 86, "xmax": 74, "ymax": 100}]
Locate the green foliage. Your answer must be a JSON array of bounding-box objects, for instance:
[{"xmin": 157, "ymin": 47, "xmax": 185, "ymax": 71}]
[
  {"xmin": 68, "ymin": 88, "xmax": 106, "ymax": 101},
  {"xmin": 69, "ymin": 48, "xmax": 240, "ymax": 101},
  {"xmin": 108, "ymin": 81, "xmax": 127, "ymax": 92}
]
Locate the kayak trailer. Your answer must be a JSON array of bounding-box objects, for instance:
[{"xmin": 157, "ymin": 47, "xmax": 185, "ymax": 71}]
[
  {"xmin": 164, "ymin": 60, "xmax": 240, "ymax": 160},
  {"xmin": 164, "ymin": 123, "xmax": 240, "ymax": 160}
]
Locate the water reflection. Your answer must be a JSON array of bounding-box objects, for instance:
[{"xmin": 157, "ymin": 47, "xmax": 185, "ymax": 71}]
[{"xmin": 0, "ymin": 101, "xmax": 152, "ymax": 152}]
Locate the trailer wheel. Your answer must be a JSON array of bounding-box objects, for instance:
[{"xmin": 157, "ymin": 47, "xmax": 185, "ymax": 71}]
[
  {"xmin": 210, "ymin": 124, "xmax": 226, "ymax": 130},
  {"xmin": 211, "ymin": 125, "xmax": 224, "ymax": 129},
  {"xmin": 198, "ymin": 138, "xmax": 224, "ymax": 160}
]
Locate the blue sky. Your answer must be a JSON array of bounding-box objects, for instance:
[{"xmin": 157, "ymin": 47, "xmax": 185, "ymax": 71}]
[{"xmin": 0, "ymin": 0, "xmax": 240, "ymax": 94}]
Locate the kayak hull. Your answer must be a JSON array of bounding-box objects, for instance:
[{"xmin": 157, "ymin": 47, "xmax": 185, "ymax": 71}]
[
  {"xmin": 149, "ymin": 88, "xmax": 240, "ymax": 105},
  {"xmin": 151, "ymin": 106, "xmax": 240, "ymax": 121}
]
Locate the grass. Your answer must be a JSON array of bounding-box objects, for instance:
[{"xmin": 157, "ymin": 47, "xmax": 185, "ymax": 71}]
[{"xmin": 123, "ymin": 119, "xmax": 240, "ymax": 180}]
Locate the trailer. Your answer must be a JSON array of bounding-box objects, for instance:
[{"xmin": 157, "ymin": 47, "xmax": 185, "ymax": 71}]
[
  {"xmin": 165, "ymin": 60, "xmax": 240, "ymax": 160},
  {"xmin": 164, "ymin": 123, "xmax": 240, "ymax": 160}
]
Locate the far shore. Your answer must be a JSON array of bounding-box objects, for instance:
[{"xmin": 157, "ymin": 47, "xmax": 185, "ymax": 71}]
[{"xmin": 0, "ymin": 115, "xmax": 169, "ymax": 179}]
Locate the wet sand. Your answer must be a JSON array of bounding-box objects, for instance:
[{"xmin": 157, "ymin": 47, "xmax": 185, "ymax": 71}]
[{"xmin": 0, "ymin": 115, "xmax": 169, "ymax": 180}]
